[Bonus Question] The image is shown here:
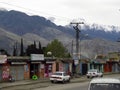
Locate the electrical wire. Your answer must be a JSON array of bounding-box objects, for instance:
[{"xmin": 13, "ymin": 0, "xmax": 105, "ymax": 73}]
[{"xmin": 0, "ymin": 2, "xmax": 72, "ymax": 24}]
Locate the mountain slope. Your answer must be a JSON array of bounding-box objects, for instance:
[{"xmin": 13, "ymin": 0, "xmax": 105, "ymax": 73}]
[
  {"xmin": 0, "ymin": 10, "xmax": 74, "ymax": 39},
  {"xmin": 0, "ymin": 10, "xmax": 120, "ymax": 57},
  {"xmin": 1, "ymin": 10, "xmax": 120, "ymax": 41},
  {"xmin": 0, "ymin": 28, "xmax": 49, "ymax": 55},
  {"xmin": 80, "ymin": 38, "xmax": 120, "ymax": 58}
]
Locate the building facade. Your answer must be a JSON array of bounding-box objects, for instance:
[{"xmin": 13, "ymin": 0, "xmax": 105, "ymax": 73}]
[{"xmin": 0, "ymin": 55, "xmax": 73, "ymax": 82}]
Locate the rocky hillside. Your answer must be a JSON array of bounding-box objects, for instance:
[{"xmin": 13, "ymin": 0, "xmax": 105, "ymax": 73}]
[{"xmin": 0, "ymin": 9, "xmax": 120, "ymax": 57}]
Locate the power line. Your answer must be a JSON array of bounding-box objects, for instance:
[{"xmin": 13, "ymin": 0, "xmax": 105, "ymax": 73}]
[{"xmin": 0, "ymin": 2, "xmax": 72, "ymax": 22}]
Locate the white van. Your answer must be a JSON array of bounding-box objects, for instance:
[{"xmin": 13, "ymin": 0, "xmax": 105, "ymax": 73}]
[{"xmin": 88, "ymin": 78, "xmax": 120, "ymax": 90}]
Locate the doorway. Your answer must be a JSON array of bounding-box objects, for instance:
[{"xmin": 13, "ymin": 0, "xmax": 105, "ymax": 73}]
[{"xmin": 30, "ymin": 64, "xmax": 39, "ymax": 78}]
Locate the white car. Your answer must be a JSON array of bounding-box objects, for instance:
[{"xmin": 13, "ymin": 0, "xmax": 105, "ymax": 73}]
[
  {"xmin": 50, "ymin": 71, "xmax": 71, "ymax": 83},
  {"xmin": 86, "ymin": 69, "xmax": 103, "ymax": 78},
  {"xmin": 88, "ymin": 78, "xmax": 120, "ymax": 90}
]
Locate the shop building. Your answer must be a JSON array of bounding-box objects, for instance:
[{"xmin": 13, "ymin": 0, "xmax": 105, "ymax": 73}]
[
  {"xmin": 0, "ymin": 55, "xmax": 9, "ymax": 82},
  {"xmin": 0, "ymin": 54, "xmax": 74, "ymax": 82},
  {"xmin": 7, "ymin": 56, "xmax": 30, "ymax": 81},
  {"xmin": 88, "ymin": 55, "xmax": 107, "ymax": 72},
  {"xmin": 108, "ymin": 52, "xmax": 120, "ymax": 73}
]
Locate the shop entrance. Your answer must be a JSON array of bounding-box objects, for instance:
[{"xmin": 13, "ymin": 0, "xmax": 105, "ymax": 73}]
[
  {"xmin": 82, "ymin": 63, "xmax": 88, "ymax": 75},
  {"xmin": 30, "ymin": 64, "xmax": 39, "ymax": 78},
  {"xmin": 45, "ymin": 64, "xmax": 52, "ymax": 77}
]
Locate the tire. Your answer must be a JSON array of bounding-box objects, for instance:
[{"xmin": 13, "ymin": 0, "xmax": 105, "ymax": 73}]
[
  {"xmin": 68, "ymin": 78, "xmax": 70, "ymax": 82},
  {"xmin": 87, "ymin": 76, "xmax": 90, "ymax": 78},
  {"xmin": 62, "ymin": 79, "xmax": 65, "ymax": 84},
  {"xmin": 51, "ymin": 80, "xmax": 54, "ymax": 83}
]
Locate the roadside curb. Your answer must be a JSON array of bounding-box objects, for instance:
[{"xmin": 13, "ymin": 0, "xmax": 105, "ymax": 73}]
[
  {"xmin": 0, "ymin": 77, "xmax": 89, "ymax": 89},
  {"xmin": 0, "ymin": 79, "xmax": 50, "ymax": 89},
  {"xmin": 1, "ymin": 73, "xmax": 120, "ymax": 89}
]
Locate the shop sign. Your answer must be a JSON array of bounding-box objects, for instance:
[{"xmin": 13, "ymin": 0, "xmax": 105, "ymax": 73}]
[
  {"xmin": 94, "ymin": 59, "xmax": 106, "ymax": 63},
  {"xmin": 11, "ymin": 62, "xmax": 27, "ymax": 64},
  {"xmin": 31, "ymin": 54, "xmax": 44, "ymax": 61},
  {"xmin": 46, "ymin": 61, "xmax": 54, "ymax": 63},
  {"xmin": 0, "ymin": 55, "xmax": 7, "ymax": 64},
  {"xmin": 74, "ymin": 60, "xmax": 79, "ymax": 65},
  {"xmin": 31, "ymin": 62, "xmax": 41, "ymax": 64}
]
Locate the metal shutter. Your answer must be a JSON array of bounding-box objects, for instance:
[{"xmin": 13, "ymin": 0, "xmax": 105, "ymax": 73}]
[{"xmin": 10, "ymin": 65, "xmax": 24, "ymax": 81}]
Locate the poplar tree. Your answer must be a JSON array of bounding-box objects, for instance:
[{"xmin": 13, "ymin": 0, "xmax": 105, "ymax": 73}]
[{"xmin": 20, "ymin": 38, "xmax": 24, "ymax": 56}]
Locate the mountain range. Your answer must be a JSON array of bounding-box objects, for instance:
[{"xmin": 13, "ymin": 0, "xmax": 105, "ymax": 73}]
[{"xmin": 0, "ymin": 9, "xmax": 120, "ymax": 58}]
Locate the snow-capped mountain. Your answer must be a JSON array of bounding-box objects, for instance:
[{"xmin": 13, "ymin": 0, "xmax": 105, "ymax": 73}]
[{"xmin": 0, "ymin": 9, "xmax": 120, "ymax": 57}]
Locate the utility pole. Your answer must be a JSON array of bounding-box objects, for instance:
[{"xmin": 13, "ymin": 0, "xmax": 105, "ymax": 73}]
[
  {"xmin": 70, "ymin": 22, "xmax": 84, "ymax": 75},
  {"xmin": 70, "ymin": 22, "xmax": 84, "ymax": 59},
  {"xmin": 71, "ymin": 40, "xmax": 74, "ymax": 58}
]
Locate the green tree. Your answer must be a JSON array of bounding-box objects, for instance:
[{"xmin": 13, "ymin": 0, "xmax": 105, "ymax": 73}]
[
  {"xmin": 25, "ymin": 41, "xmax": 44, "ymax": 56},
  {"xmin": 13, "ymin": 42, "xmax": 17, "ymax": 56},
  {"xmin": 45, "ymin": 39, "xmax": 70, "ymax": 58},
  {"xmin": 0, "ymin": 49, "xmax": 10, "ymax": 56},
  {"xmin": 20, "ymin": 38, "xmax": 24, "ymax": 56}
]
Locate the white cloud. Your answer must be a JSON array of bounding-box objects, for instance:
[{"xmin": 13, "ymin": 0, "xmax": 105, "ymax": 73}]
[
  {"xmin": 0, "ymin": 0, "xmax": 120, "ymax": 26},
  {"xmin": 48, "ymin": 17, "xmax": 56, "ymax": 22}
]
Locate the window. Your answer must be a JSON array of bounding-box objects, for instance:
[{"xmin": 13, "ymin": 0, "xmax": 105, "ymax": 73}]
[
  {"xmin": 53, "ymin": 72, "xmax": 62, "ymax": 76},
  {"xmin": 90, "ymin": 83, "xmax": 120, "ymax": 90}
]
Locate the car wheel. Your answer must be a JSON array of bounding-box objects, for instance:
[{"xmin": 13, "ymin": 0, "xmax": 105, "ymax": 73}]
[
  {"xmin": 51, "ymin": 80, "xmax": 54, "ymax": 83},
  {"xmin": 62, "ymin": 79, "xmax": 65, "ymax": 84},
  {"xmin": 68, "ymin": 78, "xmax": 70, "ymax": 82},
  {"xmin": 87, "ymin": 76, "xmax": 90, "ymax": 78}
]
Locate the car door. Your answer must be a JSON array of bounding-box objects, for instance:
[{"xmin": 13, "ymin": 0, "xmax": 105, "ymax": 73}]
[{"xmin": 63, "ymin": 73, "xmax": 69, "ymax": 81}]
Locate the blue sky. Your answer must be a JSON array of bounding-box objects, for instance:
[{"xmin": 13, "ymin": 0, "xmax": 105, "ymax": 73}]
[{"xmin": 0, "ymin": 0, "xmax": 120, "ymax": 26}]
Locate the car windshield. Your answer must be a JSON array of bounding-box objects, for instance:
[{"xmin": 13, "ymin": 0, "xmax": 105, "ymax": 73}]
[
  {"xmin": 53, "ymin": 72, "xmax": 62, "ymax": 76},
  {"xmin": 90, "ymin": 83, "xmax": 120, "ymax": 90},
  {"xmin": 89, "ymin": 70, "xmax": 97, "ymax": 72}
]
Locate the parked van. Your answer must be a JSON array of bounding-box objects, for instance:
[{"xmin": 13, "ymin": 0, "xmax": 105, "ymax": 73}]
[{"xmin": 88, "ymin": 78, "xmax": 120, "ymax": 90}]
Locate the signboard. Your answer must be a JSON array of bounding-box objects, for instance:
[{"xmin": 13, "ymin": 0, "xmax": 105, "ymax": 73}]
[
  {"xmin": 46, "ymin": 61, "xmax": 54, "ymax": 63},
  {"xmin": 31, "ymin": 54, "xmax": 44, "ymax": 61},
  {"xmin": 0, "ymin": 55, "xmax": 7, "ymax": 64},
  {"xmin": 74, "ymin": 60, "xmax": 79, "ymax": 65},
  {"xmin": 11, "ymin": 62, "xmax": 27, "ymax": 64},
  {"xmin": 95, "ymin": 59, "xmax": 106, "ymax": 63}
]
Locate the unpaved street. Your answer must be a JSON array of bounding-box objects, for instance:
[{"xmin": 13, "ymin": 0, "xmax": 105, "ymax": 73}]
[
  {"xmin": 1, "ymin": 74, "xmax": 120, "ymax": 90},
  {"xmin": 34, "ymin": 82, "xmax": 89, "ymax": 90}
]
